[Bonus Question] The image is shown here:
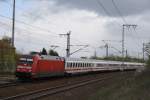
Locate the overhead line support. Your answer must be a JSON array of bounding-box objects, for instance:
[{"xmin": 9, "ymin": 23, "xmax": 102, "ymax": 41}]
[
  {"xmin": 59, "ymin": 31, "xmax": 71, "ymax": 57},
  {"xmin": 12, "ymin": 0, "xmax": 15, "ymax": 47},
  {"xmin": 122, "ymin": 24, "xmax": 137, "ymax": 64}
]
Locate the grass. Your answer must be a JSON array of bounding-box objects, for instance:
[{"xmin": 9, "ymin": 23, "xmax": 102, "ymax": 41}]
[{"xmin": 89, "ymin": 69, "xmax": 150, "ymax": 100}]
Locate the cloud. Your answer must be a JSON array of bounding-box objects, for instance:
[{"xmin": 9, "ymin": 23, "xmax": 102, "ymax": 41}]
[
  {"xmin": 54, "ymin": 0, "xmax": 150, "ymax": 17},
  {"xmin": 23, "ymin": 0, "xmax": 150, "ymax": 22}
]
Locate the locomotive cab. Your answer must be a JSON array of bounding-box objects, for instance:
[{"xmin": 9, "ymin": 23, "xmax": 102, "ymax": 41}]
[{"xmin": 15, "ymin": 55, "xmax": 33, "ymax": 78}]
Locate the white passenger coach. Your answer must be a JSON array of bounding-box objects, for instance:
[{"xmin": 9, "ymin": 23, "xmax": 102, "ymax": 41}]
[{"xmin": 65, "ymin": 58, "xmax": 145, "ymax": 74}]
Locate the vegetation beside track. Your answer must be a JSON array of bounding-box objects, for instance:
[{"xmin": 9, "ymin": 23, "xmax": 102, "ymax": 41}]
[
  {"xmin": 0, "ymin": 36, "xmax": 17, "ymax": 74},
  {"xmin": 91, "ymin": 55, "xmax": 145, "ymax": 63},
  {"xmin": 89, "ymin": 68, "xmax": 150, "ymax": 100}
]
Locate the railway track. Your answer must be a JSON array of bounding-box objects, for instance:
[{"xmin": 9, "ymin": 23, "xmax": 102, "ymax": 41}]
[
  {"xmin": 0, "ymin": 80, "xmax": 20, "ymax": 89},
  {"xmin": 2, "ymin": 76, "xmax": 113, "ymax": 100}
]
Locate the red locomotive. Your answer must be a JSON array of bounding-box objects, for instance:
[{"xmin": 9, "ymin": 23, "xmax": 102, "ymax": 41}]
[
  {"xmin": 16, "ymin": 54, "xmax": 144, "ymax": 79},
  {"xmin": 16, "ymin": 55, "xmax": 65, "ymax": 79}
]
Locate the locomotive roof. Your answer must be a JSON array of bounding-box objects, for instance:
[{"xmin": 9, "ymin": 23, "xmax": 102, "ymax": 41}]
[{"xmin": 40, "ymin": 55, "xmax": 64, "ymax": 61}]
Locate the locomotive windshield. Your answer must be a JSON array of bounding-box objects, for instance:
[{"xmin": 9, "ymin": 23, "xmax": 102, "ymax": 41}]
[{"xmin": 18, "ymin": 55, "xmax": 33, "ymax": 65}]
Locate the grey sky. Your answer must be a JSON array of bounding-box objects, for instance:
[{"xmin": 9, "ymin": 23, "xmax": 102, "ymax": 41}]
[
  {"xmin": 0, "ymin": 0, "xmax": 150, "ymax": 58},
  {"xmin": 54, "ymin": 0, "xmax": 150, "ymax": 16}
]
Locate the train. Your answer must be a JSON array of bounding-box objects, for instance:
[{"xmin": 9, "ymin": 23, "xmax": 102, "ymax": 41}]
[{"xmin": 15, "ymin": 54, "xmax": 145, "ymax": 79}]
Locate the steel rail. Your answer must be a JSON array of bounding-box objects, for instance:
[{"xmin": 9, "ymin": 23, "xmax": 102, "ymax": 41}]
[
  {"xmin": 0, "ymin": 81, "xmax": 19, "ymax": 88},
  {"xmin": 2, "ymin": 76, "xmax": 113, "ymax": 100}
]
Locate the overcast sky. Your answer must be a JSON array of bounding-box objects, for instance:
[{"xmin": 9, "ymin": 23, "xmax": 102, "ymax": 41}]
[{"xmin": 0, "ymin": 0, "xmax": 150, "ymax": 58}]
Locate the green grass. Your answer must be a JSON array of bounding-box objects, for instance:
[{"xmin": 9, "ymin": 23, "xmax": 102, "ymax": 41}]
[{"xmin": 89, "ymin": 69, "xmax": 150, "ymax": 100}]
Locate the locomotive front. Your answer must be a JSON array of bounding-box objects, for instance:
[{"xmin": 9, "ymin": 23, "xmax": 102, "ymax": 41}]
[{"xmin": 15, "ymin": 55, "xmax": 33, "ymax": 78}]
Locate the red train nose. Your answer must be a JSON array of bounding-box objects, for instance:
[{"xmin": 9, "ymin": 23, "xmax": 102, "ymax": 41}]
[{"xmin": 16, "ymin": 66, "xmax": 32, "ymax": 72}]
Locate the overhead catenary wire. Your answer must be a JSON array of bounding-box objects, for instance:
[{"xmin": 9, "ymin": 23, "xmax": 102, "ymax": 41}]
[
  {"xmin": 0, "ymin": 21, "xmax": 59, "ymax": 41},
  {"xmin": 2, "ymin": 0, "xmax": 60, "ymax": 28},
  {"xmin": 111, "ymin": 0, "xmax": 127, "ymax": 24},
  {"xmin": 96, "ymin": 0, "xmax": 122, "ymax": 26},
  {"xmin": 0, "ymin": 21, "xmax": 62, "ymax": 51},
  {"xmin": 96, "ymin": 0, "xmax": 111, "ymax": 17},
  {"xmin": 0, "ymin": 14, "xmax": 59, "ymax": 37}
]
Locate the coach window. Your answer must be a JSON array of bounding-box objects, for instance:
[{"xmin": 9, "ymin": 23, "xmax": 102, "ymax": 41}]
[
  {"xmin": 73, "ymin": 63, "xmax": 75, "ymax": 67},
  {"xmin": 67, "ymin": 63, "xmax": 69, "ymax": 67},
  {"xmin": 76, "ymin": 63, "xmax": 77, "ymax": 67},
  {"xmin": 71, "ymin": 63, "xmax": 72, "ymax": 67},
  {"xmin": 67, "ymin": 63, "xmax": 70, "ymax": 67}
]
